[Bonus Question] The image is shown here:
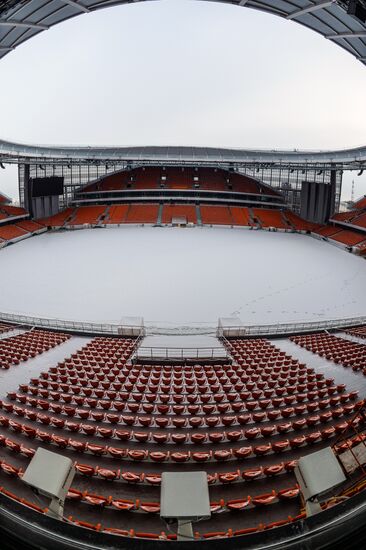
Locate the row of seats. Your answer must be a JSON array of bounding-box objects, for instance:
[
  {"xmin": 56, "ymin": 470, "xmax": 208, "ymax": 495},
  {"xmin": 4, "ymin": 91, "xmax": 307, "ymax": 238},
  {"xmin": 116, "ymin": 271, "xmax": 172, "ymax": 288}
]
[
  {"xmin": 0, "ymin": 482, "xmax": 306, "ymax": 540},
  {"xmin": 66, "ymin": 484, "xmax": 300, "ymax": 512},
  {"xmin": 0, "ymin": 329, "xmax": 70, "ymax": 369},
  {"xmin": 36, "ymin": 203, "xmax": 313, "ymax": 231},
  {"xmin": 0, "ymin": 455, "xmax": 300, "ymax": 514},
  {"xmin": 18, "ymin": 383, "xmax": 350, "ymax": 410},
  {"xmin": 35, "ymin": 370, "xmax": 332, "ymax": 388},
  {"xmin": 0, "ymin": 430, "xmax": 305, "ymax": 486},
  {"xmin": 0, "ymin": 204, "xmax": 27, "ymax": 221},
  {"xmin": 1, "ymin": 399, "xmax": 357, "ymax": 441},
  {"xmin": 0, "ymin": 413, "xmax": 356, "ymax": 460},
  {"xmin": 0, "ymin": 221, "xmax": 44, "ymax": 243},
  {"xmin": 0, "ymin": 224, "xmax": 28, "ymax": 242}
]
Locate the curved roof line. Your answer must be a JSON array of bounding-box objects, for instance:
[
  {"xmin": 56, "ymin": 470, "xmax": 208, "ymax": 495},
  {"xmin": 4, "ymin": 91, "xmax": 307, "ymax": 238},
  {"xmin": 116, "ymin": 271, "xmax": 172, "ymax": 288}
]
[
  {"xmin": 0, "ymin": 0, "xmax": 365, "ymax": 65},
  {"xmin": 1, "ymin": 139, "xmax": 366, "ymax": 167}
]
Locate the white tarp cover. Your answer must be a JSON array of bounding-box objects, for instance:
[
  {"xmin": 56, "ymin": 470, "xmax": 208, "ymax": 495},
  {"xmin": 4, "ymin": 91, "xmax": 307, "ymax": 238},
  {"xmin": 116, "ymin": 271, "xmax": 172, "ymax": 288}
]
[{"xmin": 0, "ymin": 226, "xmax": 365, "ymax": 329}]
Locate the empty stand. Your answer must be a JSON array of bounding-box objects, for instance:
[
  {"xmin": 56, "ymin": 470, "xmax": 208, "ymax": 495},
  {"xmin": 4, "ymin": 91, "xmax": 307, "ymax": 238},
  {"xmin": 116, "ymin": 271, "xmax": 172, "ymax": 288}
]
[
  {"xmin": 346, "ymin": 326, "xmax": 366, "ymax": 340},
  {"xmin": 0, "ymin": 225, "xmax": 28, "ymax": 242},
  {"xmin": 200, "ymin": 206, "xmax": 233, "ymax": 225},
  {"xmin": 0, "ymin": 323, "xmax": 14, "ymax": 335},
  {"xmin": 284, "ymin": 211, "xmax": 317, "ymax": 231},
  {"xmin": 105, "ymin": 205, "xmax": 129, "ymax": 224},
  {"xmin": 78, "ymin": 167, "xmax": 281, "ymax": 197},
  {"xmin": 125, "ymin": 204, "xmax": 159, "ymax": 224},
  {"xmin": 38, "ymin": 208, "xmax": 74, "ymax": 227},
  {"xmin": 16, "ymin": 220, "xmax": 45, "ymax": 233},
  {"xmin": 228, "ymin": 207, "xmax": 252, "ymax": 226},
  {"xmin": 328, "ymin": 230, "xmax": 366, "ymax": 247},
  {"xmin": 252, "ymin": 209, "xmax": 290, "ymax": 229},
  {"xmin": 0, "ymin": 334, "xmax": 361, "ymax": 541},
  {"xmin": 66, "ymin": 206, "xmax": 106, "ymax": 226},
  {"xmin": 290, "ymin": 333, "xmax": 366, "ymax": 374},
  {"xmin": 0, "ymin": 330, "xmax": 70, "ymax": 369},
  {"xmin": 313, "ymin": 226, "xmax": 342, "ymax": 238}
]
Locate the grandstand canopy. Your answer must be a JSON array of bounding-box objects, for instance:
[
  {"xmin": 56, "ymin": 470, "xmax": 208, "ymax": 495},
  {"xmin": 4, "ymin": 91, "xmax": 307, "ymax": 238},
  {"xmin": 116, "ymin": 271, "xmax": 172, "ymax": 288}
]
[
  {"xmin": 0, "ymin": 0, "xmax": 365, "ymax": 65},
  {"xmin": 1, "ymin": 139, "xmax": 366, "ymax": 170}
]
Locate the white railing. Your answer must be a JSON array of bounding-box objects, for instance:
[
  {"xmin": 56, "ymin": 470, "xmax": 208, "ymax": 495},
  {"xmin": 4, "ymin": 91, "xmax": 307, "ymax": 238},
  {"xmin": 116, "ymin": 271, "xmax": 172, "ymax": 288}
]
[
  {"xmin": 217, "ymin": 315, "xmax": 366, "ymax": 338},
  {"xmin": 1, "ymin": 311, "xmax": 365, "ymax": 339},
  {"xmin": 0, "ymin": 312, "xmax": 145, "ymax": 337},
  {"xmin": 134, "ymin": 346, "xmax": 228, "ymax": 361}
]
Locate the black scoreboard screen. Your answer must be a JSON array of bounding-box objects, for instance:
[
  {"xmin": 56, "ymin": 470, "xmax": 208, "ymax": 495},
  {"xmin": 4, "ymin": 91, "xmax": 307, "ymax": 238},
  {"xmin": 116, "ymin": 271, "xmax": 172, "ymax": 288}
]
[{"xmin": 31, "ymin": 177, "xmax": 64, "ymax": 197}]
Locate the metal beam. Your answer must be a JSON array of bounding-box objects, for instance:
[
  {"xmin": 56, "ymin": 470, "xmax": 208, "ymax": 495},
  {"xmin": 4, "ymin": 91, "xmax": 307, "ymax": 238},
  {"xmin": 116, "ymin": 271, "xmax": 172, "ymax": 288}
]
[
  {"xmin": 287, "ymin": 0, "xmax": 335, "ymax": 20},
  {"xmin": 0, "ymin": 20, "xmax": 49, "ymax": 30},
  {"xmin": 326, "ymin": 31, "xmax": 366, "ymax": 39},
  {"xmin": 0, "ymin": 46, "xmax": 14, "ymax": 50},
  {"xmin": 59, "ymin": 0, "xmax": 90, "ymax": 14}
]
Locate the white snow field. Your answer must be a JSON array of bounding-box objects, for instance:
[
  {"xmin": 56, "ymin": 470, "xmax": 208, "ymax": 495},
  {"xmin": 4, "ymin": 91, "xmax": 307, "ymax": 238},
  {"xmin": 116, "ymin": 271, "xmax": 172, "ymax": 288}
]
[{"xmin": 0, "ymin": 225, "xmax": 365, "ymax": 329}]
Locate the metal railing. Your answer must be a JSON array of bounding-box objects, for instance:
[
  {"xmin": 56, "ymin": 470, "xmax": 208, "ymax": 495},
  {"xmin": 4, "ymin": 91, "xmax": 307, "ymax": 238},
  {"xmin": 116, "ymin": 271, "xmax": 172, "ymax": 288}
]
[
  {"xmin": 0, "ymin": 311, "xmax": 145, "ymax": 337},
  {"xmin": 134, "ymin": 346, "xmax": 228, "ymax": 361},
  {"xmin": 217, "ymin": 315, "xmax": 366, "ymax": 338}
]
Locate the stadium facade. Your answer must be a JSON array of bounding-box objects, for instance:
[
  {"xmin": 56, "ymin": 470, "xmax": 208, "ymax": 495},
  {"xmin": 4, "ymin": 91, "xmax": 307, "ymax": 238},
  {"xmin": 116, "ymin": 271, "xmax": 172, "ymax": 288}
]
[{"xmin": 0, "ymin": 1, "xmax": 366, "ymax": 549}]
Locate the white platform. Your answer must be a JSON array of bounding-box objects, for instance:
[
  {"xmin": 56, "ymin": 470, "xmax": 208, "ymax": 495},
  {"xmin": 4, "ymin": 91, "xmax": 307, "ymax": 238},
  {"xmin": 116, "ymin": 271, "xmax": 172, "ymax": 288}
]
[{"xmin": 0, "ymin": 226, "xmax": 365, "ymax": 328}]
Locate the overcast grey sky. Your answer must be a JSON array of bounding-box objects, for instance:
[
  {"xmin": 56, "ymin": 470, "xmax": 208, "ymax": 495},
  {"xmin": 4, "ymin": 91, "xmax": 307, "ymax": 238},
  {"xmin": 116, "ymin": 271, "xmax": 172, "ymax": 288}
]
[{"xmin": 0, "ymin": 0, "xmax": 365, "ymax": 201}]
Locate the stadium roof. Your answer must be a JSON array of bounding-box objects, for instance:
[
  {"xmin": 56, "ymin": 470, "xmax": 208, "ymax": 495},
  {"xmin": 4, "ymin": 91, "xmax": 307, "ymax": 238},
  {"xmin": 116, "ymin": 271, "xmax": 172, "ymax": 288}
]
[
  {"xmin": 1, "ymin": 139, "xmax": 366, "ymax": 169},
  {"xmin": 0, "ymin": 0, "xmax": 365, "ymax": 65}
]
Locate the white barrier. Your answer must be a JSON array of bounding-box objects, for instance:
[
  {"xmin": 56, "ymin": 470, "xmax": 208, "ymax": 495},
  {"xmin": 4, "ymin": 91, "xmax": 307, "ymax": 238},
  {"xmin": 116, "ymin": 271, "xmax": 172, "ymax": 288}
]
[{"xmin": 0, "ymin": 312, "xmax": 145, "ymax": 337}]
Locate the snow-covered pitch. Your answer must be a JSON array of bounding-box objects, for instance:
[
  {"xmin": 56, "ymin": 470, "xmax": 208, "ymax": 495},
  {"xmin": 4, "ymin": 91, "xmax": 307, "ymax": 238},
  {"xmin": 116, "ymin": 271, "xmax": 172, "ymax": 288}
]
[{"xmin": 0, "ymin": 226, "xmax": 365, "ymax": 329}]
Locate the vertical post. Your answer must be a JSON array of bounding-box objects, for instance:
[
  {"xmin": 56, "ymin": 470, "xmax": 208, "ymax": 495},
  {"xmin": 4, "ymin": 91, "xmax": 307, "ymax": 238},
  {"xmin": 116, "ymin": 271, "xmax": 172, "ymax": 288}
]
[{"xmin": 177, "ymin": 519, "xmax": 194, "ymax": 542}]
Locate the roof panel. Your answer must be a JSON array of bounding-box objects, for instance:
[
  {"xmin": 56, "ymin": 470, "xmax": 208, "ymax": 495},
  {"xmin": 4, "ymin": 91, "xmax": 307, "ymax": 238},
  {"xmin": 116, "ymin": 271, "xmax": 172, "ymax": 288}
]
[
  {"xmin": 0, "ymin": 140, "xmax": 365, "ymax": 168},
  {"xmin": 0, "ymin": 0, "xmax": 365, "ymax": 67}
]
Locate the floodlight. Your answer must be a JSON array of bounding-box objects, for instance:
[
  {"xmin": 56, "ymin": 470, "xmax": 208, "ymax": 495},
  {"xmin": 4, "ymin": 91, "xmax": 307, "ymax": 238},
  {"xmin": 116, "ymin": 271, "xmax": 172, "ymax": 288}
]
[
  {"xmin": 161, "ymin": 472, "xmax": 211, "ymax": 541},
  {"xmin": 22, "ymin": 447, "xmax": 75, "ymax": 519},
  {"xmin": 295, "ymin": 447, "xmax": 346, "ymax": 516}
]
